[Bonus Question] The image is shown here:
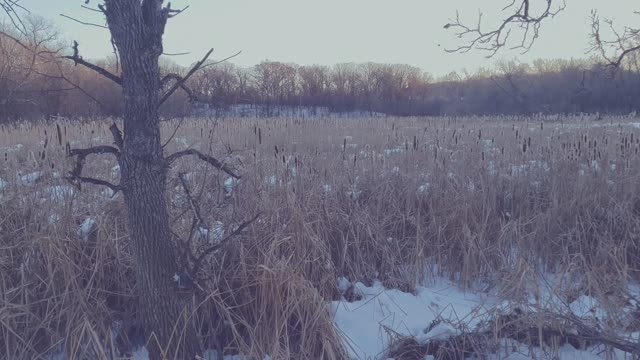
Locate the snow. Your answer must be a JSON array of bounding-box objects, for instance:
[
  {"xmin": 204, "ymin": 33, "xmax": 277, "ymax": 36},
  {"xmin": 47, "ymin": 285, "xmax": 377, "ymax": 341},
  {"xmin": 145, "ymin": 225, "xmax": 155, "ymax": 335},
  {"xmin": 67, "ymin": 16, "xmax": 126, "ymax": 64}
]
[
  {"xmin": 384, "ymin": 147, "xmax": 404, "ymax": 156},
  {"xmin": 5, "ymin": 143, "xmax": 24, "ymax": 152},
  {"xmin": 111, "ymin": 165, "xmax": 120, "ymax": 179},
  {"xmin": 418, "ymin": 183, "xmax": 431, "ymax": 193},
  {"xmin": 193, "ymin": 103, "xmax": 386, "ymax": 119},
  {"xmin": 44, "ymin": 186, "xmax": 75, "ymax": 203},
  {"xmin": 264, "ymin": 175, "xmax": 278, "ymax": 186},
  {"xmin": 77, "ymin": 217, "xmax": 96, "ymax": 241},
  {"xmin": 330, "ymin": 274, "xmax": 638, "ymax": 359},
  {"xmin": 102, "ymin": 187, "xmax": 116, "ymax": 199},
  {"xmin": 132, "ymin": 347, "xmax": 149, "ymax": 360},
  {"xmin": 48, "ymin": 214, "xmax": 60, "ymax": 225},
  {"xmin": 0, "ymin": 177, "xmax": 7, "ymax": 191},
  {"xmin": 417, "ymin": 321, "xmax": 460, "ymax": 342},
  {"xmin": 198, "ymin": 221, "xmax": 225, "ymax": 243},
  {"xmin": 569, "ymin": 295, "xmax": 608, "ymax": 322},
  {"xmin": 488, "ymin": 342, "xmax": 628, "ymax": 359},
  {"xmin": 224, "ymin": 177, "xmax": 238, "ymax": 194},
  {"xmin": 18, "ymin": 171, "xmax": 42, "ymax": 186},
  {"xmin": 331, "ymin": 279, "xmax": 492, "ymax": 359},
  {"xmin": 337, "ymin": 277, "xmax": 351, "ymax": 294}
]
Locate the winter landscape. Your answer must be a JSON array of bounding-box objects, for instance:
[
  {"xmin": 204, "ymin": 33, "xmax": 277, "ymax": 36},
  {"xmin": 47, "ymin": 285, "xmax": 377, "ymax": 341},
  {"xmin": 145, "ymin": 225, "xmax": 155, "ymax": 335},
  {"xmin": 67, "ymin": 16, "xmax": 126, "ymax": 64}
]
[{"xmin": 2, "ymin": 0, "xmax": 640, "ymax": 359}]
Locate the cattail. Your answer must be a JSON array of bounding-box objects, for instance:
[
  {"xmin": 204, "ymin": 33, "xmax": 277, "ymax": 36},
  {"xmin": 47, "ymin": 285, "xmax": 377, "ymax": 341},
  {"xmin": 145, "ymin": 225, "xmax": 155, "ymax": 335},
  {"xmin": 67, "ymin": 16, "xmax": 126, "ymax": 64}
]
[
  {"xmin": 258, "ymin": 128, "xmax": 262, "ymax": 144},
  {"xmin": 56, "ymin": 124, "xmax": 62, "ymax": 146}
]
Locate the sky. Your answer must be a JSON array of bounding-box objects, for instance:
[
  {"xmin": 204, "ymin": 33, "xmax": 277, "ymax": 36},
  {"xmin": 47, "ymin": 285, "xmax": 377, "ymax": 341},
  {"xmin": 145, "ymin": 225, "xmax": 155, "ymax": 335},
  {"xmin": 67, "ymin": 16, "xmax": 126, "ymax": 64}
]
[{"xmin": 12, "ymin": 0, "xmax": 640, "ymax": 77}]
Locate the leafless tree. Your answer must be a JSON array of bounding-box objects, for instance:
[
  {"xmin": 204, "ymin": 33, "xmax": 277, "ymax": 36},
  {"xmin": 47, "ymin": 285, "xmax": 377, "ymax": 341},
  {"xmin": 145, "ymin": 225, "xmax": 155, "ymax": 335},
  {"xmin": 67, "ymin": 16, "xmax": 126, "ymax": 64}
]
[
  {"xmin": 445, "ymin": 0, "xmax": 639, "ymax": 68},
  {"xmin": 589, "ymin": 10, "xmax": 640, "ymax": 68},
  {"xmin": 3, "ymin": 1, "xmax": 239, "ymax": 358},
  {"xmin": 445, "ymin": 0, "xmax": 566, "ymax": 57}
]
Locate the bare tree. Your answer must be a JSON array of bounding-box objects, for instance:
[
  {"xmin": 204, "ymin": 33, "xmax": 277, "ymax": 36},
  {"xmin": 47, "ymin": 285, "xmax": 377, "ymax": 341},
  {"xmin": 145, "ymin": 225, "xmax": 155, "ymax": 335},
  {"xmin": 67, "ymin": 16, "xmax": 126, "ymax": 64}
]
[
  {"xmin": 3, "ymin": 1, "xmax": 239, "ymax": 358},
  {"xmin": 445, "ymin": 0, "xmax": 639, "ymax": 68},
  {"xmin": 444, "ymin": 0, "xmax": 566, "ymax": 57},
  {"xmin": 589, "ymin": 10, "xmax": 640, "ymax": 68}
]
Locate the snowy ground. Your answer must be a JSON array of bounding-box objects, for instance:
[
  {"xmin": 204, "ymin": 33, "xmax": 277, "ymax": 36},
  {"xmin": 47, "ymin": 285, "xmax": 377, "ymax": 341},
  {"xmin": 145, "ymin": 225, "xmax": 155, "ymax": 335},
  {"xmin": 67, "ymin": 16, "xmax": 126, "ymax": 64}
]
[
  {"xmin": 331, "ymin": 278, "xmax": 492, "ymax": 359},
  {"xmin": 331, "ymin": 277, "xmax": 639, "ymax": 360}
]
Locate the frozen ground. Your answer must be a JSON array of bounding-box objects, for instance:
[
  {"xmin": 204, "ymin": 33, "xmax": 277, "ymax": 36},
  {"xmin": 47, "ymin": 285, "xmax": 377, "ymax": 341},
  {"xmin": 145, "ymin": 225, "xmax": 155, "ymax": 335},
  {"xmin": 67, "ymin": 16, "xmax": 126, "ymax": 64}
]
[{"xmin": 331, "ymin": 276, "xmax": 640, "ymax": 359}]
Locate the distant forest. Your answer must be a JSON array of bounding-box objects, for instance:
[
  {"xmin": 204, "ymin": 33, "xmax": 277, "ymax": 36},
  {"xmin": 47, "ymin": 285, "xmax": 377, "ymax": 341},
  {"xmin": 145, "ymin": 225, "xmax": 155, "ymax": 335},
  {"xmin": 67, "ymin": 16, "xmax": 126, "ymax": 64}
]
[{"xmin": 2, "ymin": 22, "xmax": 640, "ymax": 120}]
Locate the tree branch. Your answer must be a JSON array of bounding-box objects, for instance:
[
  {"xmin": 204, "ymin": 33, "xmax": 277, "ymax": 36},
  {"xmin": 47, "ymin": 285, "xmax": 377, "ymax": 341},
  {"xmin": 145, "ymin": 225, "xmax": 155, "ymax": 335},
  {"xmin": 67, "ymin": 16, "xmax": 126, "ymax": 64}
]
[
  {"xmin": 161, "ymin": 73, "xmax": 196, "ymax": 101},
  {"xmin": 589, "ymin": 10, "xmax": 640, "ymax": 68},
  {"xmin": 189, "ymin": 213, "xmax": 261, "ymax": 279},
  {"xmin": 109, "ymin": 123, "xmax": 124, "ymax": 149},
  {"xmin": 59, "ymin": 13, "xmax": 108, "ymax": 29},
  {"xmin": 0, "ymin": 0, "xmax": 28, "ymax": 35},
  {"xmin": 65, "ymin": 145, "xmax": 121, "ymax": 193},
  {"xmin": 63, "ymin": 41, "xmax": 122, "ymax": 85},
  {"xmin": 166, "ymin": 149, "xmax": 241, "ymax": 179},
  {"xmin": 445, "ymin": 0, "xmax": 566, "ymax": 57},
  {"xmin": 158, "ymin": 48, "xmax": 214, "ymax": 106}
]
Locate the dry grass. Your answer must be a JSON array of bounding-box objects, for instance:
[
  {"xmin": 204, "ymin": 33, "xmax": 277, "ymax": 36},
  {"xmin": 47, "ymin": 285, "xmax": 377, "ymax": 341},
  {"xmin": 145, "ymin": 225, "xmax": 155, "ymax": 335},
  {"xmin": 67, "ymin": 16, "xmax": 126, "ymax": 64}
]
[{"xmin": 1, "ymin": 114, "xmax": 640, "ymax": 359}]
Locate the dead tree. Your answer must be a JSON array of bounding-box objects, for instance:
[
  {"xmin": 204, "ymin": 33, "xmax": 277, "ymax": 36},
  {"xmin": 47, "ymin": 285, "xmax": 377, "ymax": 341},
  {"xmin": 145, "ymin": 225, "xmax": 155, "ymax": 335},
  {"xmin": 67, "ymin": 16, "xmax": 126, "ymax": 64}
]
[
  {"xmin": 2, "ymin": 1, "xmax": 239, "ymax": 358},
  {"xmin": 67, "ymin": 2, "xmax": 237, "ymax": 358}
]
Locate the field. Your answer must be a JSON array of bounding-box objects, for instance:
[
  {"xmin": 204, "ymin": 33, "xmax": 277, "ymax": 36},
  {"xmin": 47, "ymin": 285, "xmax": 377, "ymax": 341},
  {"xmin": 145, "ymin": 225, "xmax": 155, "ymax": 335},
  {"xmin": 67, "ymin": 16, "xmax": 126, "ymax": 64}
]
[{"xmin": 2, "ymin": 115, "xmax": 640, "ymax": 359}]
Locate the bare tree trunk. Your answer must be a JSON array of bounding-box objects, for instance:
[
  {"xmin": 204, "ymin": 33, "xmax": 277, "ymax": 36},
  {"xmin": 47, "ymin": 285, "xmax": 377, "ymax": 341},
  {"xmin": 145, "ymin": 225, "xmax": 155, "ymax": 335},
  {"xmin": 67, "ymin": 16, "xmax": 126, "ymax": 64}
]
[{"xmin": 104, "ymin": 2, "xmax": 200, "ymax": 358}]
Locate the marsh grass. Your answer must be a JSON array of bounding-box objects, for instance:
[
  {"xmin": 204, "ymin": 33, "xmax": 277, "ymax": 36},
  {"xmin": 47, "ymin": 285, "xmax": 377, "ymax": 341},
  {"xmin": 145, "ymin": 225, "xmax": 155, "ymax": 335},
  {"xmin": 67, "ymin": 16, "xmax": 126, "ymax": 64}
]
[{"xmin": 2, "ymin": 114, "xmax": 640, "ymax": 359}]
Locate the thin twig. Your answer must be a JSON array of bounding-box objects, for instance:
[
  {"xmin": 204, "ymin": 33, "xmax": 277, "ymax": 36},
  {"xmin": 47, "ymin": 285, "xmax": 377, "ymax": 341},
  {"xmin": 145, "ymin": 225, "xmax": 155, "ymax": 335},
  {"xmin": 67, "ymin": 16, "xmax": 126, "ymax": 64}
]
[{"xmin": 59, "ymin": 14, "xmax": 108, "ymax": 29}]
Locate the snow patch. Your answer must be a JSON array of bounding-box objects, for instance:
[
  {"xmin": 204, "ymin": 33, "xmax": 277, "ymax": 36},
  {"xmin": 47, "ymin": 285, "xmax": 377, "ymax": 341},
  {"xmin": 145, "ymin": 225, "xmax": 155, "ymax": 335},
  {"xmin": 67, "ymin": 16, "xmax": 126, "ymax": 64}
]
[
  {"xmin": 44, "ymin": 186, "xmax": 75, "ymax": 203},
  {"xmin": 331, "ymin": 279, "xmax": 492, "ymax": 359},
  {"xmin": 77, "ymin": 217, "xmax": 96, "ymax": 241},
  {"xmin": 224, "ymin": 177, "xmax": 238, "ymax": 194},
  {"xmin": 19, "ymin": 171, "xmax": 42, "ymax": 186}
]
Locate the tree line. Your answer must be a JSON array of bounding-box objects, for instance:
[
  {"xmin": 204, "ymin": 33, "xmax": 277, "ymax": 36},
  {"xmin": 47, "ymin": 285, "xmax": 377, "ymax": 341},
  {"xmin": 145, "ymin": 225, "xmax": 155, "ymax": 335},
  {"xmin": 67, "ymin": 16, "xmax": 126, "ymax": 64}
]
[{"xmin": 1, "ymin": 19, "xmax": 639, "ymax": 121}]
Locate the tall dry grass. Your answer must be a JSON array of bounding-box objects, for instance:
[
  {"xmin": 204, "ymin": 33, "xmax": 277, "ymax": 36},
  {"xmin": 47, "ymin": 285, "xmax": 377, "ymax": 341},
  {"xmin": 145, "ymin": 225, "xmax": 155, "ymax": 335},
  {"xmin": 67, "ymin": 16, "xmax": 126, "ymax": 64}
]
[{"xmin": 1, "ymin": 114, "xmax": 640, "ymax": 359}]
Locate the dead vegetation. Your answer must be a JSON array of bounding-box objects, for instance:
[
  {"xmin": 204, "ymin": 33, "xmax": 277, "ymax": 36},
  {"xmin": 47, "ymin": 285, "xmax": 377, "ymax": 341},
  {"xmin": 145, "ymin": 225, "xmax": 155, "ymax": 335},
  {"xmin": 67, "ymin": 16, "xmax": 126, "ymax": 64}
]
[{"xmin": 2, "ymin": 114, "xmax": 640, "ymax": 359}]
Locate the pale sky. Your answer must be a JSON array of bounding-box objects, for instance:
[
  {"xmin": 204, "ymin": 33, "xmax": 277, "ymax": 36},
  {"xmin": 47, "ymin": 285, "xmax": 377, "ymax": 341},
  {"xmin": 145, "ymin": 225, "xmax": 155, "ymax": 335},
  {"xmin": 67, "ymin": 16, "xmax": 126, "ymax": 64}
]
[{"xmin": 14, "ymin": 0, "xmax": 640, "ymax": 77}]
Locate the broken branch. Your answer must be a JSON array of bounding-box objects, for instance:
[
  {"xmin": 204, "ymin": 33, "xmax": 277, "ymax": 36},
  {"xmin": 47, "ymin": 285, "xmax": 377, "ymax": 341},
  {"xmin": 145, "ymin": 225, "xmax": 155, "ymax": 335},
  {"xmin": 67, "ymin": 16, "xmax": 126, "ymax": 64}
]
[
  {"xmin": 63, "ymin": 41, "xmax": 122, "ymax": 85},
  {"xmin": 66, "ymin": 145, "xmax": 121, "ymax": 193},
  {"xmin": 109, "ymin": 123, "xmax": 124, "ymax": 149},
  {"xmin": 158, "ymin": 48, "xmax": 214, "ymax": 106},
  {"xmin": 189, "ymin": 213, "xmax": 261, "ymax": 279},
  {"xmin": 166, "ymin": 149, "xmax": 241, "ymax": 179}
]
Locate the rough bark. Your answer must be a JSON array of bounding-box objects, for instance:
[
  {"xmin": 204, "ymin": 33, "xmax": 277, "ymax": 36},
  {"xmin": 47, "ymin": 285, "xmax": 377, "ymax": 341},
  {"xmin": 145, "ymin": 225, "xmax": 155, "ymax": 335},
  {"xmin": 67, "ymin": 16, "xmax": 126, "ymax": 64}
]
[{"xmin": 103, "ymin": 1, "xmax": 200, "ymax": 358}]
